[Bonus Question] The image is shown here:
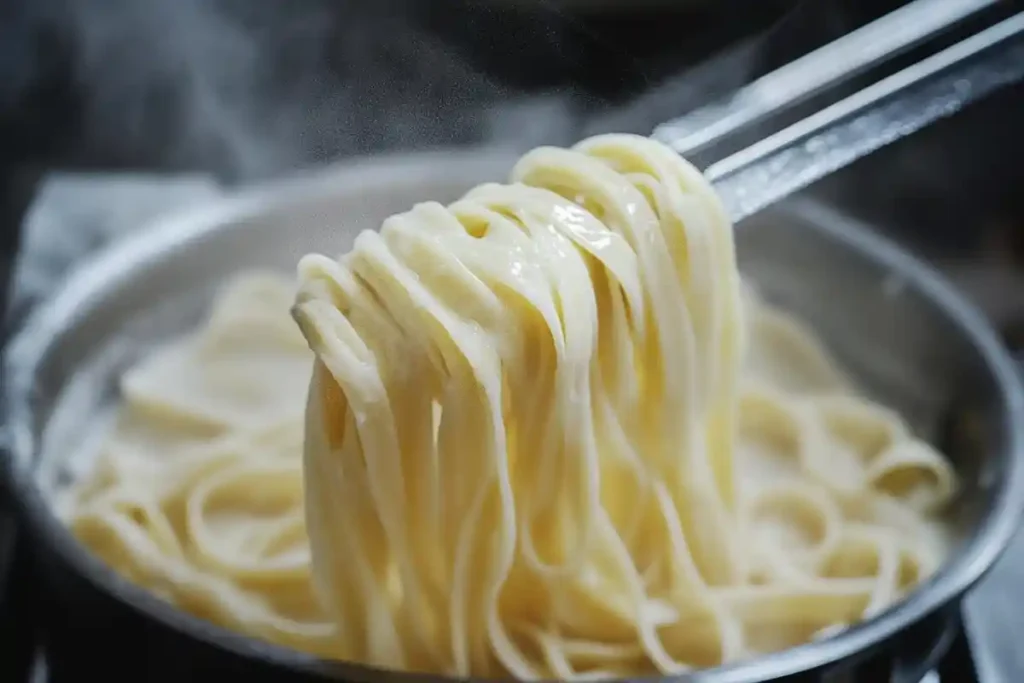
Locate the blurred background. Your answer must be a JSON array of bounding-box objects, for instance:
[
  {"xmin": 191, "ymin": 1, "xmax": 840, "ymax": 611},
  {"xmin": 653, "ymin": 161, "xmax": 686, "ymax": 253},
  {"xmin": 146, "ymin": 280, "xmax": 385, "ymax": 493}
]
[
  {"xmin": 1, "ymin": 0, "xmax": 914, "ymax": 322},
  {"xmin": 6, "ymin": 0, "xmax": 1020, "ymax": 303},
  {"xmin": 0, "ymin": 0, "xmax": 903, "ymax": 178},
  {"xmin": 1, "ymin": 0, "xmax": 1020, "ymax": 332}
]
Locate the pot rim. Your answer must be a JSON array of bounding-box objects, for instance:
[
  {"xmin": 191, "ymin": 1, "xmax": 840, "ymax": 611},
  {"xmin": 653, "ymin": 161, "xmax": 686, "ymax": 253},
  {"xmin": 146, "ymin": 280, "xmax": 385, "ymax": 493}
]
[{"xmin": 4, "ymin": 151, "xmax": 1024, "ymax": 683}]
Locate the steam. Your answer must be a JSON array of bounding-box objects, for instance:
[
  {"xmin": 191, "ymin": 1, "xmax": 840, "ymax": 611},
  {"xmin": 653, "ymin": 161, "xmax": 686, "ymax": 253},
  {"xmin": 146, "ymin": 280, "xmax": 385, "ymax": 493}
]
[
  {"xmin": 53, "ymin": 0, "xmax": 833, "ymax": 183},
  {"xmin": 64, "ymin": 0, "xmax": 578, "ymax": 181}
]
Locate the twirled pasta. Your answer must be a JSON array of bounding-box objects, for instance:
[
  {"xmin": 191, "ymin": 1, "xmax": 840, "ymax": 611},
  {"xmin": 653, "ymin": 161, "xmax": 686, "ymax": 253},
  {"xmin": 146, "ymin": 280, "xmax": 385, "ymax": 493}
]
[
  {"xmin": 65, "ymin": 135, "xmax": 956, "ymax": 680},
  {"xmin": 292, "ymin": 135, "xmax": 956, "ymax": 678}
]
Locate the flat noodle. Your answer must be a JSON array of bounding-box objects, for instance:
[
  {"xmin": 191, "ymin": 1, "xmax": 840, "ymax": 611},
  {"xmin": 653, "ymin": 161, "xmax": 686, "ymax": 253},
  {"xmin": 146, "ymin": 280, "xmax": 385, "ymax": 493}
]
[
  {"xmin": 66, "ymin": 135, "xmax": 956, "ymax": 679},
  {"xmin": 65, "ymin": 273, "xmax": 338, "ymax": 657}
]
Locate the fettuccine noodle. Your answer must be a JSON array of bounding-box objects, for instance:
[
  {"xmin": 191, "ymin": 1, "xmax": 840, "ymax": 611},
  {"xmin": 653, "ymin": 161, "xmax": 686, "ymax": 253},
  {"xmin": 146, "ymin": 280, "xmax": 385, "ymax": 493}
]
[{"xmin": 66, "ymin": 134, "xmax": 956, "ymax": 680}]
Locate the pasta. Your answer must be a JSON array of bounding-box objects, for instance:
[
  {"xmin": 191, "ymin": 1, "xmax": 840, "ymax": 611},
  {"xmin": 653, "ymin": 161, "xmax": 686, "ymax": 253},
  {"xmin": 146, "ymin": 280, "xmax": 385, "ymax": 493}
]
[
  {"xmin": 292, "ymin": 135, "xmax": 956, "ymax": 677},
  {"xmin": 65, "ymin": 134, "xmax": 956, "ymax": 680},
  {"xmin": 65, "ymin": 274, "xmax": 338, "ymax": 656}
]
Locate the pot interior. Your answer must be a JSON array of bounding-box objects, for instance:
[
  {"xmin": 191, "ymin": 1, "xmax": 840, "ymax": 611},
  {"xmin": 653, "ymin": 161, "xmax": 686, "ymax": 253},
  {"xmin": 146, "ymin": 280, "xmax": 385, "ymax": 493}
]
[{"xmin": 7, "ymin": 151, "xmax": 1018, "ymax": 676}]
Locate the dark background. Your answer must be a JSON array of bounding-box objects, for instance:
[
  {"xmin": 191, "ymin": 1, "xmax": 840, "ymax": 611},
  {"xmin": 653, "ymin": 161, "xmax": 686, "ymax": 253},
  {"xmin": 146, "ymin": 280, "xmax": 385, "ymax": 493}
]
[
  {"xmin": 0, "ymin": 0, "xmax": 910, "ymax": 291},
  {"xmin": 0, "ymin": 0, "xmax": 909, "ymax": 177}
]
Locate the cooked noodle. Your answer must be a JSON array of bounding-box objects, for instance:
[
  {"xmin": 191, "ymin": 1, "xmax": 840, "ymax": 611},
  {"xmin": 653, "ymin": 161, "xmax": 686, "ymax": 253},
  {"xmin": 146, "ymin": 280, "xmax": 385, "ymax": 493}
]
[{"xmin": 66, "ymin": 134, "xmax": 955, "ymax": 679}]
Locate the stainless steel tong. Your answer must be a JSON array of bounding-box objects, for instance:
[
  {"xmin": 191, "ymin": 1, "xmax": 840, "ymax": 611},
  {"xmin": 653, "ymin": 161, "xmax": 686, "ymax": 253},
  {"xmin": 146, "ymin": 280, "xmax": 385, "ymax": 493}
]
[{"xmin": 648, "ymin": 0, "xmax": 1024, "ymax": 223}]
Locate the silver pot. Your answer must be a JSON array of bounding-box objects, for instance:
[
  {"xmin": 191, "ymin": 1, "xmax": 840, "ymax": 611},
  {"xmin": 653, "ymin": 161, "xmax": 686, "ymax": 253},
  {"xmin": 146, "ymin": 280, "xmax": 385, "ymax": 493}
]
[{"xmin": 4, "ymin": 150, "xmax": 1024, "ymax": 682}]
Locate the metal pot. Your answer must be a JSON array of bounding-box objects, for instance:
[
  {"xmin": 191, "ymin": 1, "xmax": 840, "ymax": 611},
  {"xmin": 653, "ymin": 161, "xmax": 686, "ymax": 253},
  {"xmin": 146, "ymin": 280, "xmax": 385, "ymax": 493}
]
[{"xmin": 4, "ymin": 150, "xmax": 1023, "ymax": 682}]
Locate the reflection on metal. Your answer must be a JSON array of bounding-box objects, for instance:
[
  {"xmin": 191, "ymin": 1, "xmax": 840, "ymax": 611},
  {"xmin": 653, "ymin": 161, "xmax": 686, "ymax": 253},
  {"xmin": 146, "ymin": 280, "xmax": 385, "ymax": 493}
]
[
  {"xmin": 705, "ymin": 13, "xmax": 1024, "ymax": 222},
  {"xmin": 653, "ymin": 0, "xmax": 1000, "ymax": 155}
]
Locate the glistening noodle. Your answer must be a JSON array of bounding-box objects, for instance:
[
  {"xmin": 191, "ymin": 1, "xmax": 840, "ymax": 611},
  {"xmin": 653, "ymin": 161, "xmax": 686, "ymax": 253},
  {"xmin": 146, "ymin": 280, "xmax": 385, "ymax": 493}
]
[{"xmin": 66, "ymin": 134, "xmax": 956, "ymax": 680}]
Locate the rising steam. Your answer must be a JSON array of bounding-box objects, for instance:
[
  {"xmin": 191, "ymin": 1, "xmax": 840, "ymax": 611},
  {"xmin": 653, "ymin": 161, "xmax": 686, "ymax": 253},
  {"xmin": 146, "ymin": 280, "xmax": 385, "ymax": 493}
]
[{"xmin": 63, "ymin": 0, "xmax": 580, "ymax": 181}]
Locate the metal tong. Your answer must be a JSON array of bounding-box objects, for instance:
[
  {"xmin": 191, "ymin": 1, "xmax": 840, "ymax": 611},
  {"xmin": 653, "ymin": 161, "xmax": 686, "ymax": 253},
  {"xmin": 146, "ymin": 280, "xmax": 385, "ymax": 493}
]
[{"xmin": 648, "ymin": 0, "xmax": 1024, "ymax": 223}]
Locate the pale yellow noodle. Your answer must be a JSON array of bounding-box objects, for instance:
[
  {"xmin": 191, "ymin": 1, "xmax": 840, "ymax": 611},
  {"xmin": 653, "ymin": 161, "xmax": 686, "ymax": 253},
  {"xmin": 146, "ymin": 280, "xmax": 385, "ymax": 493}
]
[
  {"xmin": 294, "ymin": 134, "xmax": 956, "ymax": 677},
  {"xmin": 65, "ymin": 135, "xmax": 956, "ymax": 680},
  {"xmin": 64, "ymin": 273, "xmax": 338, "ymax": 657}
]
